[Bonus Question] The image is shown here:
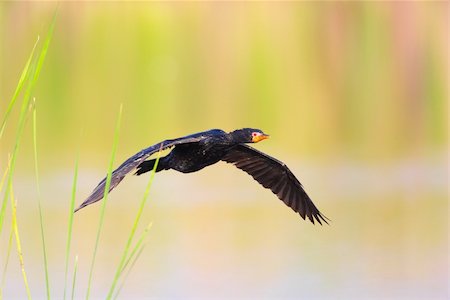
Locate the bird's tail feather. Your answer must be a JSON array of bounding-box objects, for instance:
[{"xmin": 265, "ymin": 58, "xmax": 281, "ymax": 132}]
[{"xmin": 74, "ymin": 173, "xmax": 124, "ymax": 212}]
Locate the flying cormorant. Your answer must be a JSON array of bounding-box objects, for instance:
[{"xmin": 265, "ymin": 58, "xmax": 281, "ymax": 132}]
[{"xmin": 75, "ymin": 128, "xmax": 328, "ymax": 224}]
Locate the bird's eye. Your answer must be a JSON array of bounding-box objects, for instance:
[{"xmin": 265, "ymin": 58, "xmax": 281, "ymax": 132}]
[{"xmin": 251, "ymin": 132, "xmax": 259, "ymax": 137}]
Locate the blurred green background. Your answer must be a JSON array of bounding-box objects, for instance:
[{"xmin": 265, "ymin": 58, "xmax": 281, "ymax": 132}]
[{"xmin": 0, "ymin": 2, "xmax": 447, "ymax": 299}]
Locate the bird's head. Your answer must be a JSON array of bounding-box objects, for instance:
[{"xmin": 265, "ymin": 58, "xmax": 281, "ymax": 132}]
[{"xmin": 230, "ymin": 128, "xmax": 270, "ymax": 144}]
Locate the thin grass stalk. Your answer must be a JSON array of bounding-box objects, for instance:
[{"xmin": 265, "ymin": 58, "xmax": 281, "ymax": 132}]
[
  {"xmin": 71, "ymin": 255, "xmax": 78, "ymax": 300},
  {"xmin": 0, "ymin": 52, "xmax": 38, "ymax": 236},
  {"xmin": 10, "ymin": 185, "xmax": 31, "ymax": 299},
  {"xmin": 0, "ymin": 10, "xmax": 56, "ymax": 236},
  {"xmin": 0, "ymin": 159, "xmax": 11, "ymax": 298},
  {"xmin": 63, "ymin": 149, "xmax": 79, "ymax": 300},
  {"xmin": 0, "ymin": 158, "xmax": 10, "ymax": 197},
  {"xmin": 106, "ymin": 147, "xmax": 162, "ymax": 299},
  {"xmin": 113, "ymin": 244, "xmax": 147, "ymax": 300},
  {"xmin": 113, "ymin": 223, "xmax": 153, "ymax": 299},
  {"xmin": 0, "ymin": 225, "xmax": 13, "ymax": 299},
  {"xmin": 32, "ymin": 9, "xmax": 57, "ymax": 88},
  {"xmin": 32, "ymin": 103, "xmax": 51, "ymax": 299},
  {"xmin": 0, "ymin": 37, "xmax": 39, "ymax": 140},
  {"xmin": 120, "ymin": 222, "xmax": 152, "ymax": 275},
  {"xmin": 85, "ymin": 104, "xmax": 123, "ymax": 300}
]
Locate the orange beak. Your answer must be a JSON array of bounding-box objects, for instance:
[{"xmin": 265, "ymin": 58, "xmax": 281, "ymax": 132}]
[{"xmin": 252, "ymin": 134, "xmax": 269, "ymax": 143}]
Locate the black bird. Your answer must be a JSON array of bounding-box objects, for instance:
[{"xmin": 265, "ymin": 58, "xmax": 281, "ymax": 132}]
[{"xmin": 75, "ymin": 128, "xmax": 328, "ymax": 224}]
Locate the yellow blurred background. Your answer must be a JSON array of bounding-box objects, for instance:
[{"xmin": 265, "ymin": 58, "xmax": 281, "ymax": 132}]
[{"xmin": 0, "ymin": 2, "xmax": 447, "ymax": 299}]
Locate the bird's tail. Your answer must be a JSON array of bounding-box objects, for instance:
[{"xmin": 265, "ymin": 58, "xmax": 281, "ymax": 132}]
[{"xmin": 74, "ymin": 173, "xmax": 125, "ymax": 213}]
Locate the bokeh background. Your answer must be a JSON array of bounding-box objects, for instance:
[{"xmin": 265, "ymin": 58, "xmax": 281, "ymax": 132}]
[{"xmin": 0, "ymin": 2, "xmax": 448, "ymax": 299}]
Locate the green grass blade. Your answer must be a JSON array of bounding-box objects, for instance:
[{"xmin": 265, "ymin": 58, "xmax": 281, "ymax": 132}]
[
  {"xmin": 10, "ymin": 185, "xmax": 32, "ymax": 299},
  {"xmin": 63, "ymin": 149, "xmax": 79, "ymax": 300},
  {"xmin": 85, "ymin": 104, "xmax": 123, "ymax": 300},
  {"xmin": 120, "ymin": 222, "xmax": 152, "ymax": 275},
  {"xmin": 0, "ymin": 7, "xmax": 57, "ymax": 298},
  {"xmin": 0, "ymin": 97, "xmax": 34, "ymax": 235},
  {"xmin": 106, "ymin": 148, "xmax": 162, "ymax": 299},
  {"xmin": 112, "ymin": 223, "xmax": 152, "ymax": 299},
  {"xmin": 112, "ymin": 243, "xmax": 147, "ymax": 300},
  {"xmin": 0, "ymin": 8, "xmax": 57, "ymax": 236},
  {"xmin": 30, "ymin": 8, "xmax": 57, "ymax": 93},
  {"xmin": 32, "ymin": 103, "xmax": 51, "ymax": 299},
  {"xmin": 70, "ymin": 255, "xmax": 78, "ymax": 300},
  {"xmin": 0, "ymin": 223, "xmax": 14, "ymax": 299},
  {"xmin": 0, "ymin": 37, "xmax": 39, "ymax": 140},
  {"xmin": 0, "ymin": 55, "xmax": 37, "ymax": 236},
  {"xmin": 0, "ymin": 156, "xmax": 10, "ymax": 195},
  {"xmin": 0, "ymin": 158, "xmax": 12, "ymax": 298}
]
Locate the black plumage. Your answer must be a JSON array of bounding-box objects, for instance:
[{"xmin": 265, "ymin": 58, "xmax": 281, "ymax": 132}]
[{"xmin": 75, "ymin": 128, "xmax": 328, "ymax": 224}]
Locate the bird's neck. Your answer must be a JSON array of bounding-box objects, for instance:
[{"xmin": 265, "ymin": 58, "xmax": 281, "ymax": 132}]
[{"xmin": 228, "ymin": 129, "xmax": 248, "ymax": 144}]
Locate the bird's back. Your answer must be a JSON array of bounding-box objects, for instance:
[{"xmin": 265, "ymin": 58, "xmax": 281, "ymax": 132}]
[{"xmin": 167, "ymin": 129, "xmax": 232, "ymax": 173}]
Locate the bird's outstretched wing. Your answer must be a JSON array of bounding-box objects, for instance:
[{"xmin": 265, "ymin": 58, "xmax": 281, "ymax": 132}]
[
  {"xmin": 222, "ymin": 145, "xmax": 329, "ymax": 225},
  {"xmin": 75, "ymin": 133, "xmax": 207, "ymax": 212}
]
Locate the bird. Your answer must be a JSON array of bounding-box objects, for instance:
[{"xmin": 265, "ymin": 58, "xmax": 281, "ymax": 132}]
[{"xmin": 75, "ymin": 128, "xmax": 328, "ymax": 224}]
